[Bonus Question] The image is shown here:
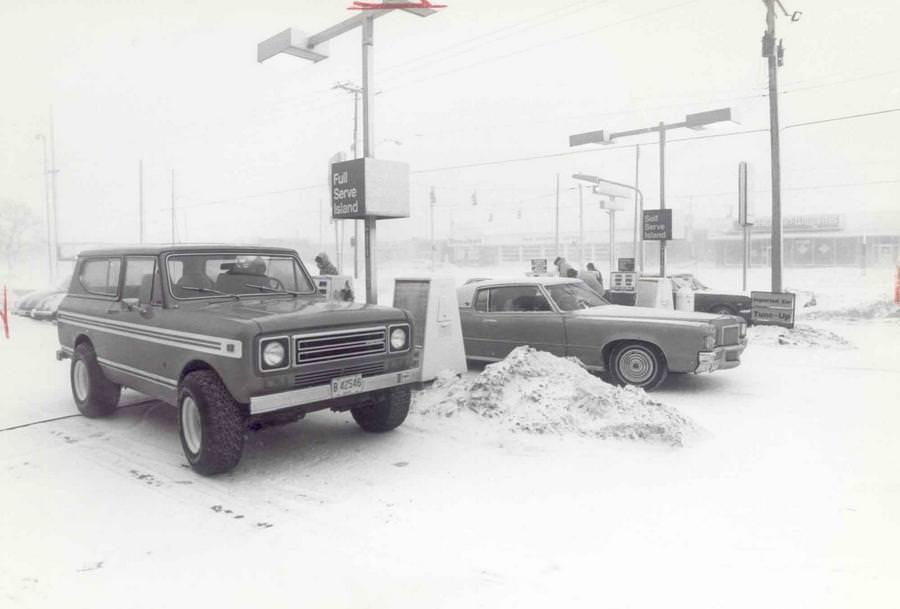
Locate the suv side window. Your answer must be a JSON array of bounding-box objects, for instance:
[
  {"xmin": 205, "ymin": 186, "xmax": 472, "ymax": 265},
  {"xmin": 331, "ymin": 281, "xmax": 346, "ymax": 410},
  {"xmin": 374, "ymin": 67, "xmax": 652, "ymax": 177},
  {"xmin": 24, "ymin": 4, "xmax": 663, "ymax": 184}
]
[
  {"xmin": 124, "ymin": 257, "xmax": 162, "ymax": 305},
  {"xmin": 78, "ymin": 258, "xmax": 121, "ymax": 298},
  {"xmin": 488, "ymin": 286, "xmax": 550, "ymax": 312}
]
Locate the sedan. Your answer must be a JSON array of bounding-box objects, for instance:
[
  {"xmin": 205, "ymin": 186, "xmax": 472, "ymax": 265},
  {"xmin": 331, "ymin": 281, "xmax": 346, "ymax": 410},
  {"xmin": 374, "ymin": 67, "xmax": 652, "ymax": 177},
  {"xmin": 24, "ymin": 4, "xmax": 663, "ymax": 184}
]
[{"xmin": 458, "ymin": 277, "xmax": 747, "ymax": 390}]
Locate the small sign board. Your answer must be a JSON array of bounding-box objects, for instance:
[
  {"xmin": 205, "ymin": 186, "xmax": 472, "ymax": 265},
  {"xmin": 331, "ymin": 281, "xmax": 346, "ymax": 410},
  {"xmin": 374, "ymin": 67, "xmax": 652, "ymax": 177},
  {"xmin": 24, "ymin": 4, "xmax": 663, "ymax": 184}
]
[
  {"xmin": 530, "ymin": 258, "xmax": 548, "ymax": 275},
  {"xmin": 643, "ymin": 209, "xmax": 672, "ymax": 241},
  {"xmin": 330, "ymin": 157, "xmax": 410, "ymax": 220},
  {"xmin": 610, "ymin": 272, "xmax": 638, "ymax": 292},
  {"xmin": 751, "ymin": 291, "xmax": 796, "ymax": 328},
  {"xmin": 618, "ymin": 258, "xmax": 635, "ymax": 272}
]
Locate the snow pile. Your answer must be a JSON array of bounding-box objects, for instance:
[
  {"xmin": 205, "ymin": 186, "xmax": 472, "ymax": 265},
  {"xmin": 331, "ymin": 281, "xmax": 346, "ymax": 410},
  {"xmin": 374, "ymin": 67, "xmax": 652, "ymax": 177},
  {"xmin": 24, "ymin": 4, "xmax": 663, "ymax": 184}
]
[
  {"xmin": 748, "ymin": 323, "xmax": 854, "ymax": 349},
  {"xmin": 415, "ymin": 346, "xmax": 698, "ymax": 446},
  {"xmin": 802, "ymin": 299, "xmax": 899, "ymax": 321}
]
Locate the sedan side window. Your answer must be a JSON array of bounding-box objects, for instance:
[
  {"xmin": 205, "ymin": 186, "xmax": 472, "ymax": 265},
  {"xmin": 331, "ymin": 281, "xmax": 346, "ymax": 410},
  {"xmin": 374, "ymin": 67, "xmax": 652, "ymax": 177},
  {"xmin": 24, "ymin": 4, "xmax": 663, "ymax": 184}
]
[
  {"xmin": 488, "ymin": 286, "xmax": 550, "ymax": 312},
  {"xmin": 473, "ymin": 289, "xmax": 489, "ymax": 312}
]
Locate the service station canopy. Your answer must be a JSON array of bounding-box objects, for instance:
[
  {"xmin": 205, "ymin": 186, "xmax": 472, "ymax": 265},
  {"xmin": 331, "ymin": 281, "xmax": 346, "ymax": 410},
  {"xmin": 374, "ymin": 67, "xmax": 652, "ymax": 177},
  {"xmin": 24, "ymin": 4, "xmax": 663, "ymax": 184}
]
[{"xmin": 330, "ymin": 158, "xmax": 410, "ymax": 220}]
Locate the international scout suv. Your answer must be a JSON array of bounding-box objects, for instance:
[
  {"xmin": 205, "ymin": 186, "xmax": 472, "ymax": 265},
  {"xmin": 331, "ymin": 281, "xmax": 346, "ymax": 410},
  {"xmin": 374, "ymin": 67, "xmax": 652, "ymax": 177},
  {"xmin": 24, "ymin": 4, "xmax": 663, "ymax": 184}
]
[{"xmin": 56, "ymin": 245, "xmax": 418, "ymax": 475}]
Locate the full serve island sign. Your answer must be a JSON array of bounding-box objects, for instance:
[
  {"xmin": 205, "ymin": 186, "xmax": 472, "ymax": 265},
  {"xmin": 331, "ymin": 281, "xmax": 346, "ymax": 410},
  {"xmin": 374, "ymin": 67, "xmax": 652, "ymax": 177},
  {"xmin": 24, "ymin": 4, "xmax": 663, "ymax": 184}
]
[{"xmin": 330, "ymin": 157, "xmax": 410, "ymax": 303}]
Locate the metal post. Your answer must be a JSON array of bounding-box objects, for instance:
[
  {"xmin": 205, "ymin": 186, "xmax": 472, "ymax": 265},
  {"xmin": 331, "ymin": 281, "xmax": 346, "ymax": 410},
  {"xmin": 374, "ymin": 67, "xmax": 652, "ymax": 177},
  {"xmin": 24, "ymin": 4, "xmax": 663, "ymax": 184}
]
[
  {"xmin": 170, "ymin": 170, "xmax": 176, "ymax": 244},
  {"xmin": 430, "ymin": 190, "xmax": 436, "ymax": 271},
  {"xmin": 739, "ymin": 161, "xmax": 750, "ymax": 291},
  {"xmin": 578, "ymin": 184, "xmax": 584, "ymax": 265},
  {"xmin": 554, "ymin": 174, "xmax": 560, "ymax": 259},
  {"xmin": 765, "ymin": 0, "xmax": 784, "ymax": 293},
  {"xmin": 139, "ymin": 160, "xmax": 144, "ymax": 243},
  {"xmin": 361, "ymin": 15, "xmax": 377, "ymax": 304},
  {"xmin": 609, "ymin": 209, "xmax": 616, "ymax": 280},
  {"xmin": 38, "ymin": 135, "xmax": 52, "ymax": 282},
  {"xmin": 352, "ymin": 90, "xmax": 360, "ymax": 280},
  {"xmin": 658, "ymin": 122, "xmax": 666, "ymax": 277},
  {"xmin": 49, "ymin": 111, "xmax": 58, "ymax": 281},
  {"xmin": 634, "ymin": 144, "xmax": 642, "ymax": 273}
]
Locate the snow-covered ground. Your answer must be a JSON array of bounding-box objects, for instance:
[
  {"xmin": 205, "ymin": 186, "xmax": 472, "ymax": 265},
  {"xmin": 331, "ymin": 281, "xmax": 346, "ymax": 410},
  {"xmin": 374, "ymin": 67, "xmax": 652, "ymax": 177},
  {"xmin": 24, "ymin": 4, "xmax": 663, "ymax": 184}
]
[{"xmin": 2, "ymin": 265, "xmax": 899, "ymax": 608}]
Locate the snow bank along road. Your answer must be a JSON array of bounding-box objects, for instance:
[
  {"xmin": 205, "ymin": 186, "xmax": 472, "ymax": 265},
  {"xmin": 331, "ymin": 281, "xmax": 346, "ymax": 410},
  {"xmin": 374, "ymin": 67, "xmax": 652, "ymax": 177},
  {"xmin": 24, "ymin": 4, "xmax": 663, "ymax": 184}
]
[{"xmin": 1, "ymin": 317, "xmax": 899, "ymax": 609}]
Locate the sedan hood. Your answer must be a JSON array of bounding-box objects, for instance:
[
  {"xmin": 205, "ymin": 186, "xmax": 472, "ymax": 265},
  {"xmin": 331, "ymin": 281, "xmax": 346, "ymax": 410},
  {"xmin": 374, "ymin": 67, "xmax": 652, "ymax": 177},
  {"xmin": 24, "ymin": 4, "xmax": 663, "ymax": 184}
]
[
  {"xmin": 185, "ymin": 297, "xmax": 408, "ymax": 334},
  {"xmin": 571, "ymin": 305, "xmax": 729, "ymax": 324}
]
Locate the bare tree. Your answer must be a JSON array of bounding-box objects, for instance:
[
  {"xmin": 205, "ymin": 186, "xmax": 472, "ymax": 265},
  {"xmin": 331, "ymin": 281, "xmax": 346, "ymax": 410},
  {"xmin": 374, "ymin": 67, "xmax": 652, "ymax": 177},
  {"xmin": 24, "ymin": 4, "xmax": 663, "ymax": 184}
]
[{"xmin": 0, "ymin": 199, "xmax": 39, "ymax": 272}]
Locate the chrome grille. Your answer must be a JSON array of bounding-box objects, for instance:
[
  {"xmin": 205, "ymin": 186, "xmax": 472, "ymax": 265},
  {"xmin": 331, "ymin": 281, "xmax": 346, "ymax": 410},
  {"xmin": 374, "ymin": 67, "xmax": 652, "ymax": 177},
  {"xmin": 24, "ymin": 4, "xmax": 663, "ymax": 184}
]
[
  {"xmin": 294, "ymin": 327, "xmax": 386, "ymax": 365},
  {"xmin": 720, "ymin": 325, "xmax": 740, "ymax": 346},
  {"xmin": 293, "ymin": 361, "xmax": 385, "ymax": 388}
]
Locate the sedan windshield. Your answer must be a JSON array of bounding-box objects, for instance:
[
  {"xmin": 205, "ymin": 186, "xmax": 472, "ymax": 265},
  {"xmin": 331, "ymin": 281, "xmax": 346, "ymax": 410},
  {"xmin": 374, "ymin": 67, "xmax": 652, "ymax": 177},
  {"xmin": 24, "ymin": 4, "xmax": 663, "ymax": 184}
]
[
  {"xmin": 167, "ymin": 253, "xmax": 314, "ymax": 299},
  {"xmin": 547, "ymin": 282, "xmax": 609, "ymax": 311}
]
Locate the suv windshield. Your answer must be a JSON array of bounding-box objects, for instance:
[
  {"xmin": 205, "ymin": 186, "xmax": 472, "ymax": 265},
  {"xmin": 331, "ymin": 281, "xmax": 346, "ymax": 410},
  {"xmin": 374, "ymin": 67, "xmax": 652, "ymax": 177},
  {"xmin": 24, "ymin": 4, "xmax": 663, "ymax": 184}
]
[
  {"xmin": 547, "ymin": 282, "xmax": 609, "ymax": 311},
  {"xmin": 167, "ymin": 253, "xmax": 314, "ymax": 299}
]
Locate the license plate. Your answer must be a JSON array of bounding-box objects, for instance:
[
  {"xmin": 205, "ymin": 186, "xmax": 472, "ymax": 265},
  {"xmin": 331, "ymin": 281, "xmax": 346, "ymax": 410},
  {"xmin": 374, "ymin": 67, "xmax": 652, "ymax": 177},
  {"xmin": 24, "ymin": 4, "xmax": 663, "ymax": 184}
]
[{"xmin": 331, "ymin": 374, "xmax": 364, "ymax": 398}]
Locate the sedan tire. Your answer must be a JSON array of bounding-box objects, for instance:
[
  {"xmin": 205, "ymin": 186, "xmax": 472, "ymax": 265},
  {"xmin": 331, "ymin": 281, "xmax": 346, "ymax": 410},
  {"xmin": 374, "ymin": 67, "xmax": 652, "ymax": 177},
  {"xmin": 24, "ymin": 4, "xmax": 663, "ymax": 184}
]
[
  {"xmin": 608, "ymin": 342, "xmax": 668, "ymax": 391},
  {"xmin": 178, "ymin": 370, "xmax": 245, "ymax": 476},
  {"xmin": 71, "ymin": 343, "xmax": 121, "ymax": 417}
]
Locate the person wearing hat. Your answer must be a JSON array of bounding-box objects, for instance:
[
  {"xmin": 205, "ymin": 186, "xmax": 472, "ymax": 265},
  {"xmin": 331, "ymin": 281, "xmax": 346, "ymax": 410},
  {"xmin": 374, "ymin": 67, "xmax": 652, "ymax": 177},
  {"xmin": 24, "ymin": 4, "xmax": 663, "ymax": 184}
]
[
  {"xmin": 314, "ymin": 252, "xmax": 339, "ymax": 276},
  {"xmin": 553, "ymin": 256, "xmax": 575, "ymax": 278}
]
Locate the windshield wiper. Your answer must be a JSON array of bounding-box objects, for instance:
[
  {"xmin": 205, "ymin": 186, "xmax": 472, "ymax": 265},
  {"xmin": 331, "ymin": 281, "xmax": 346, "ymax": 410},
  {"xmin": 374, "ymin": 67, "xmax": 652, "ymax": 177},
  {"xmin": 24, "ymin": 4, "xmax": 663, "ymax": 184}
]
[
  {"xmin": 245, "ymin": 283, "xmax": 302, "ymax": 297},
  {"xmin": 181, "ymin": 286, "xmax": 240, "ymax": 300}
]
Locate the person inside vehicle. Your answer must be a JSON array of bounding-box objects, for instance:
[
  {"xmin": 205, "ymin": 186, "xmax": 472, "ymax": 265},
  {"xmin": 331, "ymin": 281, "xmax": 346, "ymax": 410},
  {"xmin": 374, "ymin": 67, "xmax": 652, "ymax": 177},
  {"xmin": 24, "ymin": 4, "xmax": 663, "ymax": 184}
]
[{"xmin": 174, "ymin": 257, "xmax": 216, "ymax": 297}]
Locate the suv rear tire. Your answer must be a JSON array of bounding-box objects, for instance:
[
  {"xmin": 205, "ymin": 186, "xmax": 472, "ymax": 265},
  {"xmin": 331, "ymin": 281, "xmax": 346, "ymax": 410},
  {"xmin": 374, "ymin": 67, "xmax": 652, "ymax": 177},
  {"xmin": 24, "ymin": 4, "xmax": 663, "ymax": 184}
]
[
  {"xmin": 351, "ymin": 386, "xmax": 411, "ymax": 432},
  {"xmin": 71, "ymin": 343, "xmax": 121, "ymax": 417},
  {"xmin": 178, "ymin": 370, "xmax": 246, "ymax": 476}
]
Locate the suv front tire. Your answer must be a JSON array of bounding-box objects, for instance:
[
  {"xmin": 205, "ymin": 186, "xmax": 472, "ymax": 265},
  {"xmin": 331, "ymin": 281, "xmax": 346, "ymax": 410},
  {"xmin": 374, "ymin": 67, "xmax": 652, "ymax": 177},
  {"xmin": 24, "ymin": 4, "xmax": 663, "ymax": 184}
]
[
  {"xmin": 178, "ymin": 370, "xmax": 246, "ymax": 475},
  {"xmin": 351, "ymin": 386, "xmax": 411, "ymax": 432}
]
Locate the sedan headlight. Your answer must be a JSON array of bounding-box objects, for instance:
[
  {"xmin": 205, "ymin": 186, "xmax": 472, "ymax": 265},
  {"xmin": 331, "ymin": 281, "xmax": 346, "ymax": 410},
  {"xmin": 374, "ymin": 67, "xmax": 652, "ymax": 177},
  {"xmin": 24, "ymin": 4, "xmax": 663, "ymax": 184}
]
[
  {"xmin": 260, "ymin": 338, "xmax": 289, "ymax": 370},
  {"xmin": 739, "ymin": 323, "xmax": 747, "ymax": 338},
  {"xmin": 389, "ymin": 325, "xmax": 410, "ymax": 352},
  {"xmin": 704, "ymin": 333, "xmax": 717, "ymax": 350}
]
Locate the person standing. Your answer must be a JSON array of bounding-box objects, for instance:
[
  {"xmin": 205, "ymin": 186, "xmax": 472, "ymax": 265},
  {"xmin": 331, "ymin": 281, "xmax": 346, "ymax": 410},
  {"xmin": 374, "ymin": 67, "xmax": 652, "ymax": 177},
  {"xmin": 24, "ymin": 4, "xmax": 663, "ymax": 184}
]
[
  {"xmin": 583, "ymin": 262, "xmax": 605, "ymax": 293},
  {"xmin": 314, "ymin": 252, "xmax": 339, "ymax": 276},
  {"xmin": 553, "ymin": 256, "xmax": 575, "ymax": 278}
]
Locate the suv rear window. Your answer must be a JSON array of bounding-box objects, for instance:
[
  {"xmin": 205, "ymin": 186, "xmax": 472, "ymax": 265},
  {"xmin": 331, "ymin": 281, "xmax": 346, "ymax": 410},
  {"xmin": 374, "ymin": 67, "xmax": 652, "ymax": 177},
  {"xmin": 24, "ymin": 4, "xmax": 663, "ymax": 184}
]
[{"xmin": 77, "ymin": 258, "xmax": 121, "ymax": 297}]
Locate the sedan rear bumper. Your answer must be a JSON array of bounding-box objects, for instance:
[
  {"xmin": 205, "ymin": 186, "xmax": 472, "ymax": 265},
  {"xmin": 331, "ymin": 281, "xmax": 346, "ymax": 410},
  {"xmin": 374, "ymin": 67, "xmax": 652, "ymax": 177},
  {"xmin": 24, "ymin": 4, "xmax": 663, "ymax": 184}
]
[
  {"xmin": 695, "ymin": 343, "xmax": 745, "ymax": 373},
  {"xmin": 249, "ymin": 367, "xmax": 420, "ymax": 415}
]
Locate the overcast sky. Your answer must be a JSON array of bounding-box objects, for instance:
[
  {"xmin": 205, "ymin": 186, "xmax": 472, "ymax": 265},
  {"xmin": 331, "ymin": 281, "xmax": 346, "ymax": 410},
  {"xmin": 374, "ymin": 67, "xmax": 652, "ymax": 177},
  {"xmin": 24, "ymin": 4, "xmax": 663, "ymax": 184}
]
[{"xmin": 2, "ymin": 0, "xmax": 899, "ymax": 249}]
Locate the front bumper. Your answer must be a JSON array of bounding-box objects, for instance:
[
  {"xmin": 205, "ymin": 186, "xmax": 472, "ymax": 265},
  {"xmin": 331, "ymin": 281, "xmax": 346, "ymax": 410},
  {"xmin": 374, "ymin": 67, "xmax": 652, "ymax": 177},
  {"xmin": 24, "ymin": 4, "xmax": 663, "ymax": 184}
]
[
  {"xmin": 249, "ymin": 367, "xmax": 420, "ymax": 415},
  {"xmin": 695, "ymin": 342, "xmax": 746, "ymax": 373}
]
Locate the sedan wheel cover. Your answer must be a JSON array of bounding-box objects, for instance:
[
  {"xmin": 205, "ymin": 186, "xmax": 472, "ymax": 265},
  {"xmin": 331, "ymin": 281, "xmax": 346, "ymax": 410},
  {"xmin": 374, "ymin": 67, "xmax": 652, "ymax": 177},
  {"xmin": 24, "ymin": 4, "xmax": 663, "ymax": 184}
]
[
  {"xmin": 73, "ymin": 360, "xmax": 89, "ymax": 401},
  {"xmin": 181, "ymin": 396, "xmax": 203, "ymax": 455},
  {"xmin": 617, "ymin": 348, "xmax": 656, "ymax": 384}
]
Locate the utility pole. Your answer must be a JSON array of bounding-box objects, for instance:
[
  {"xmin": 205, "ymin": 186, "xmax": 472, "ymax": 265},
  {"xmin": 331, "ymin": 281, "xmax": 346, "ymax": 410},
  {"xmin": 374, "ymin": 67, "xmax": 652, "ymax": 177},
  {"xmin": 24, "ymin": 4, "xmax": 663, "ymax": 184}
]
[
  {"xmin": 578, "ymin": 184, "xmax": 584, "ymax": 265},
  {"xmin": 764, "ymin": 0, "xmax": 784, "ymax": 292},
  {"xmin": 429, "ymin": 187, "xmax": 436, "ymax": 271},
  {"xmin": 170, "ymin": 170, "xmax": 176, "ymax": 244},
  {"xmin": 554, "ymin": 174, "xmax": 560, "ymax": 259},
  {"xmin": 634, "ymin": 144, "xmax": 643, "ymax": 273},
  {"xmin": 138, "ymin": 160, "xmax": 144, "ymax": 243},
  {"xmin": 658, "ymin": 121, "xmax": 666, "ymax": 277},
  {"xmin": 37, "ymin": 133, "xmax": 53, "ymax": 282}
]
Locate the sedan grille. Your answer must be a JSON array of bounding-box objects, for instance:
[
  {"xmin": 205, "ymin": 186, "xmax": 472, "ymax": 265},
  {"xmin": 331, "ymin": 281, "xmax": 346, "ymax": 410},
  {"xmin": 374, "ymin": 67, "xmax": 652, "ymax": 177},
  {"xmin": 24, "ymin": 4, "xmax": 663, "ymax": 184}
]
[
  {"xmin": 294, "ymin": 327, "xmax": 386, "ymax": 365},
  {"xmin": 720, "ymin": 325, "xmax": 740, "ymax": 346},
  {"xmin": 293, "ymin": 361, "xmax": 385, "ymax": 388}
]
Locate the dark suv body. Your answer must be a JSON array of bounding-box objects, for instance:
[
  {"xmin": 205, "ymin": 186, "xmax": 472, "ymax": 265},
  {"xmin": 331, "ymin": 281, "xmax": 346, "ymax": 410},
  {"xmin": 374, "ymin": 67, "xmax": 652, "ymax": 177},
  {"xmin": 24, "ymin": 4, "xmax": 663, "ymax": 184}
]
[{"xmin": 56, "ymin": 245, "xmax": 417, "ymax": 474}]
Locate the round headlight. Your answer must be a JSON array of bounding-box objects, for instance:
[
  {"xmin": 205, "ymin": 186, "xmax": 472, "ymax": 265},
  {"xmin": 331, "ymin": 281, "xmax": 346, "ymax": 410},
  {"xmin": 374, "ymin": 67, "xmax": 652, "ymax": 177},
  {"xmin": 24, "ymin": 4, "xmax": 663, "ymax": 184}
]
[
  {"xmin": 390, "ymin": 327, "xmax": 408, "ymax": 350},
  {"xmin": 262, "ymin": 341, "xmax": 286, "ymax": 368}
]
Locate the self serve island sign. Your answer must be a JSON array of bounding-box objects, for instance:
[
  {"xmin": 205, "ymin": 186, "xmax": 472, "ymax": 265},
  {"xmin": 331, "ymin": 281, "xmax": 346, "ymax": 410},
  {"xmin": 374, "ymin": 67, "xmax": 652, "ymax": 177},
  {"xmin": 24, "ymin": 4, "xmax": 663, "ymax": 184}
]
[{"xmin": 331, "ymin": 158, "xmax": 410, "ymax": 220}]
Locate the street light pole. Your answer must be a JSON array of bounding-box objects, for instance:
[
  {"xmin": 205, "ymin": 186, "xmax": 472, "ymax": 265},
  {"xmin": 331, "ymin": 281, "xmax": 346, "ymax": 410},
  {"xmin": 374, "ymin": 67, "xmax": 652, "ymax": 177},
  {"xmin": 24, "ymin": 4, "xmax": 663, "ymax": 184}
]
[
  {"xmin": 572, "ymin": 174, "xmax": 644, "ymax": 276},
  {"xmin": 658, "ymin": 122, "xmax": 666, "ymax": 277},
  {"xmin": 36, "ymin": 134, "xmax": 53, "ymax": 282},
  {"xmin": 764, "ymin": 0, "xmax": 784, "ymax": 292}
]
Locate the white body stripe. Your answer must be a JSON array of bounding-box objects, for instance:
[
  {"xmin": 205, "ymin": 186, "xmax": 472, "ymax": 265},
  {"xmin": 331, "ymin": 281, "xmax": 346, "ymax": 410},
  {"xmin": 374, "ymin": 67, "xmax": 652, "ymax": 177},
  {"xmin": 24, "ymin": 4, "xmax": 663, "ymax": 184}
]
[{"xmin": 58, "ymin": 311, "xmax": 243, "ymax": 358}]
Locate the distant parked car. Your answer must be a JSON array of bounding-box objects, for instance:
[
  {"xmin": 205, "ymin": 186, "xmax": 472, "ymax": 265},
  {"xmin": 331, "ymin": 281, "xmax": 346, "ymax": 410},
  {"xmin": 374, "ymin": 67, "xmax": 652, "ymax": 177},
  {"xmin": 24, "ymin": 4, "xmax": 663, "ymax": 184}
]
[
  {"xmin": 31, "ymin": 292, "xmax": 67, "ymax": 321},
  {"xmin": 669, "ymin": 274, "xmax": 753, "ymax": 322},
  {"xmin": 12, "ymin": 277, "xmax": 70, "ymax": 318},
  {"xmin": 457, "ymin": 277, "xmax": 747, "ymax": 390}
]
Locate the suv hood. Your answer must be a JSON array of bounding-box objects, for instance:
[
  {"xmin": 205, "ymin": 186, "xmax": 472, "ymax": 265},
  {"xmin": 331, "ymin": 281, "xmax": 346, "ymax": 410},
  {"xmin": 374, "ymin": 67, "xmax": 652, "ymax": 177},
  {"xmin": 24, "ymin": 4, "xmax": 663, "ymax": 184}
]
[
  {"xmin": 186, "ymin": 297, "xmax": 409, "ymax": 334},
  {"xmin": 572, "ymin": 305, "xmax": 730, "ymax": 324}
]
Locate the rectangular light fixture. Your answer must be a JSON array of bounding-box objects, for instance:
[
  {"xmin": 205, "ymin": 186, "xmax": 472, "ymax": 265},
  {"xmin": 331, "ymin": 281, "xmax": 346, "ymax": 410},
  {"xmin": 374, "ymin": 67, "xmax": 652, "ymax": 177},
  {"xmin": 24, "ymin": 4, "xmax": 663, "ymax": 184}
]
[
  {"xmin": 684, "ymin": 107, "xmax": 736, "ymax": 130},
  {"xmin": 258, "ymin": 28, "xmax": 330, "ymax": 63},
  {"xmin": 569, "ymin": 130, "xmax": 611, "ymax": 147}
]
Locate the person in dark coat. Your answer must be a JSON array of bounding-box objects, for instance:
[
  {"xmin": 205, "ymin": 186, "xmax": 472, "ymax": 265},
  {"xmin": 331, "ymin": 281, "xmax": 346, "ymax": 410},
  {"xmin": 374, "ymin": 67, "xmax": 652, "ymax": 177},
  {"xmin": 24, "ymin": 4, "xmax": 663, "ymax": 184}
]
[
  {"xmin": 553, "ymin": 256, "xmax": 575, "ymax": 278},
  {"xmin": 584, "ymin": 262, "xmax": 604, "ymax": 292},
  {"xmin": 314, "ymin": 252, "xmax": 339, "ymax": 276}
]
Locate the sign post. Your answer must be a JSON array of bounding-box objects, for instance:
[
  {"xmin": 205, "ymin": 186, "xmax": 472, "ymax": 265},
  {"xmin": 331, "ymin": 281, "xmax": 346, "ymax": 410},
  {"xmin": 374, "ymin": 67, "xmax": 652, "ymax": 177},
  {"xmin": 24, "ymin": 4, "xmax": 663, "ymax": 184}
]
[
  {"xmin": 642, "ymin": 209, "xmax": 672, "ymax": 275},
  {"xmin": 751, "ymin": 291, "xmax": 796, "ymax": 328},
  {"xmin": 330, "ymin": 157, "xmax": 410, "ymax": 303}
]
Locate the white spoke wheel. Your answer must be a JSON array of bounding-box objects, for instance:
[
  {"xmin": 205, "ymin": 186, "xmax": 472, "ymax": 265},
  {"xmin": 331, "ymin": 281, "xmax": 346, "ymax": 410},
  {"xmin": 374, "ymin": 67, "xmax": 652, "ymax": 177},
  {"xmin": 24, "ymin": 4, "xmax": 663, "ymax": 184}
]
[
  {"xmin": 177, "ymin": 371, "xmax": 246, "ymax": 476},
  {"xmin": 181, "ymin": 396, "xmax": 203, "ymax": 455},
  {"xmin": 70, "ymin": 342, "xmax": 121, "ymax": 417},
  {"xmin": 609, "ymin": 342, "xmax": 668, "ymax": 391},
  {"xmin": 73, "ymin": 359, "xmax": 89, "ymax": 402}
]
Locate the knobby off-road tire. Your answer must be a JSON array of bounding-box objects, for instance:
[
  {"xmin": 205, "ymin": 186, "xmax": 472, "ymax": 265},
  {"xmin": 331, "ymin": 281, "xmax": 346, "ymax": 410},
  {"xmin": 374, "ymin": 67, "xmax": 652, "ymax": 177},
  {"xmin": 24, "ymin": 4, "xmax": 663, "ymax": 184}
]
[
  {"xmin": 608, "ymin": 342, "xmax": 669, "ymax": 391},
  {"xmin": 71, "ymin": 343, "xmax": 121, "ymax": 417},
  {"xmin": 178, "ymin": 370, "xmax": 246, "ymax": 476},
  {"xmin": 351, "ymin": 386, "xmax": 411, "ymax": 432}
]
